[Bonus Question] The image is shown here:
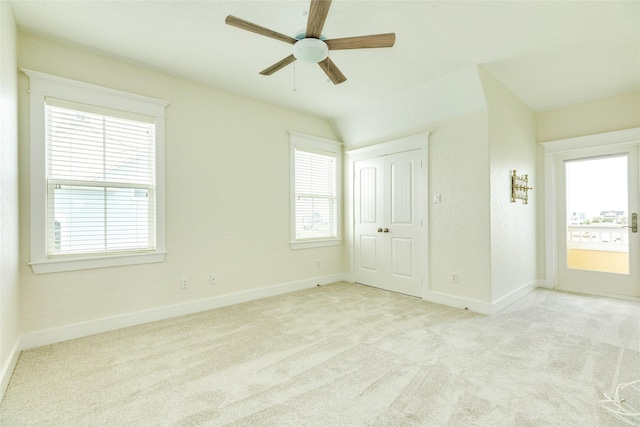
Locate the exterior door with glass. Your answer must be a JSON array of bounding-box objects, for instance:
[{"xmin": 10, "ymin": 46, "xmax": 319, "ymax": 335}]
[{"xmin": 555, "ymin": 144, "xmax": 639, "ymax": 298}]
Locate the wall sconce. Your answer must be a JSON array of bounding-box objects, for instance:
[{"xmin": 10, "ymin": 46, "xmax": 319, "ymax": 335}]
[{"xmin": 511, "ymin": 170, "xmax": 532, "ymax": 204}]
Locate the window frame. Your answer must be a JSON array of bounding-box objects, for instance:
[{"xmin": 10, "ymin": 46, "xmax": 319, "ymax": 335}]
[
  {"xmin": 24, "ymin": 69, "xmax": 169, "ymax": 274},
  {"xmin": 289, "ymin": 131, "xmax": 342, "ymax": 250}
]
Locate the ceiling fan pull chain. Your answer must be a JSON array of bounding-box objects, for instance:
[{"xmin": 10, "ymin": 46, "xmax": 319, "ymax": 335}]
[{"xmin": 293, "ymin": 62, "xmax": 297, "ymax": 92}]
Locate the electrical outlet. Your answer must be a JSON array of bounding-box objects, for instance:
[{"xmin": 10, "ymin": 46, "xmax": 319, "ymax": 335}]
[
  {"xmin": 209, "ymin": 273, "xmax": 217, "ymax": 285},
  {"xmin": 451, "ymin": 272, "xmax": 459, "ymax": 284},
  {"xmin": 181, "ymin": 276, "xmax": 188, "ymax": 289}
]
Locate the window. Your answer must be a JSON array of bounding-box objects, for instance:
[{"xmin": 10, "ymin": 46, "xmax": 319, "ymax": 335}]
[
  {"xmin": 290, "ymin": 131, "xmax": 342, "ymax": 249},
  {"xmin": 24, "ymin": 70, "xmax": 169, "ymax": 273}
]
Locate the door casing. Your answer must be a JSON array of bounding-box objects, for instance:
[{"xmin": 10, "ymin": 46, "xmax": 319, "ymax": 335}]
[{"xmin": 542, "ymin": 128, "xmax": 640, "ymax": 300}]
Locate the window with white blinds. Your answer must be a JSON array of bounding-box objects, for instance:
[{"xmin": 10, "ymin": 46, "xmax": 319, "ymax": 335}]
[
  {"xmin": 25, "ymin": 69, "xmax": 168, "ymax": 273},
  {"xmin": 46, "ymin": 100, "xmax": 156, "ymax": 256},
  {"xmin": 290, "ymin": 132, "xmax": 342, "ymax": 249}
]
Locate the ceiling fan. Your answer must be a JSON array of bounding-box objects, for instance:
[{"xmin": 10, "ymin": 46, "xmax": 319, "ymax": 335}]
[{"xmin": 225, "ymin": 0, "xmax": 395, "ymax": 85}]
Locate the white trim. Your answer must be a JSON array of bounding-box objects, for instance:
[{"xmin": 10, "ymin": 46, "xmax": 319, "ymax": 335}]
[
  {"xmin": 542, "ymin": 127, "xmax": 640, "ymax": 289},
  {"xmin": 544, "ymin": 149, "xmax": 559, "ymax": 288},
  {"xmin": 541, "ymin": 127, "xmax": 640, "ymax": 153},
  {"xmin": 345, "ymin": 132, "xmax": 430, "ymax": 161},
  {"xmin": 23, "ymin": 70, "xmax": 169, "ymax": 273},
  {"xmin": 20, "ymin": 273, "xmax": 348, "ymax": 350},
  {"xmin": 289, "ymin": 131, "xmax": 343, "ymax": 249},
  {"xmin": 422, "ymin": 290, "xmax": 492, "ymax": 314},
  {"xmin": 423, "ymin": 280, "xmax": 539, "ymax": 315},
  {"xmin": 490, "ymin": 280, "xmax": 540, "ymax": 314},
  {"xmin": 21, "ymin": 69, "xmax": 169, "ymax": 116},
  {"xmin": 554, "ymin": 285, "xmax": 640, "ymax": 303},
  {"xmin": 0, "ymin": 337, "xmax": 22, "ymax": 402},
  {"xmin": 30, "ymin": 251, "xmax": 167, "ymax": 274},
  {"xmin": 537, "ymin": 279, "xmax": 552, "ymax": 289},
  {"xmin": 289, "ymin": 130, "xmax": 342, "ymax": 150},
  {"xmin": 289, "ymin": 239, "xmax": 341, "ymax": 250}
]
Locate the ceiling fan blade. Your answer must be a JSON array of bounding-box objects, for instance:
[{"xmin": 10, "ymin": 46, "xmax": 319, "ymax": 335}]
[
  {"xmin": 225, "ymin": 15, "xmax": 297, "ymax": 45},
  {"xmin": 326, "ymin": 33, "xmax": 396, "ymax": 50},
  {"xmin": 259, "ymin": 55, "xmax": 297, "ymax": 76},
  {"xmin": 306, "ymin": 0, "xmax": 332, "ymax": 39},
  {"xmin": 318, "ymin": 57, "xmax": 346, "ymax": 85}
]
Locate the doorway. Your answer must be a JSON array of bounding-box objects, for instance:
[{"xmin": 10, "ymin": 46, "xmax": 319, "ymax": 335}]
[
  {"xmin": 346, "ymin": 133, "xmax": 428, "ymax": 298},
  {"xmin": 544, "ymin": 131, "xmax": 639, "ymax": 299}
]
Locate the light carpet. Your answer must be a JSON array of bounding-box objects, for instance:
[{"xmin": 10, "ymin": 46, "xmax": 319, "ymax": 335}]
[{"xmin": 1, "ymin": 282, "xmax": 638, "ymax": 426}]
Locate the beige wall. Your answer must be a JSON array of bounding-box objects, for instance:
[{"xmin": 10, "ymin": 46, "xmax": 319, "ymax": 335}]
[
  {"xmin": 337, "ymin": 66, "xmax": 540, "ymax": 307},
  {"xmin": 427, "ymin": 111, "xmax": 492, "ymax": 302},
  {"xmin": 479, "ymin": 68, "xmax": 538, "ymax": 302},
  {"xmin": 0, "ymin": 1, "xmax": 21, "ymax": 395},
  {"xmin": 537, "ymin": 91, "xmax": 640, "ymax": 142},
  {"xmin": 17, "ymin": 33, "xmax": 342, "ymax": 334},
  {"xmin": 335, "ymin": 66, "xmax": 494, "ymax": 305},
  {"xmin": 12, "ymin": 26, "xmax": 636, "ymax": 347}
]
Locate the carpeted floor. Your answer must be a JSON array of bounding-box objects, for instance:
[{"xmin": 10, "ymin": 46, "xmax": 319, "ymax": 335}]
[{"xmin": 1, "ymin": 282, "xmax": 638, "ymax": 426}]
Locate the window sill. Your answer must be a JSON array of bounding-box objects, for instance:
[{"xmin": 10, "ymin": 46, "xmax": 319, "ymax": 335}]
[
  {"xmin": 290, "ymin": 239, "xmax": 342, "ymax": 250},
  {"xmin": 30, "ymin": 251, "xmax": 166, "ymax": 274}
]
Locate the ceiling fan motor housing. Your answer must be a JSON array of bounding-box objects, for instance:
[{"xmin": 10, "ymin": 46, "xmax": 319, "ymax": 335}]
[{"xmin": 293, "ymin": 38, "xmax": 329, "ymax": 63}]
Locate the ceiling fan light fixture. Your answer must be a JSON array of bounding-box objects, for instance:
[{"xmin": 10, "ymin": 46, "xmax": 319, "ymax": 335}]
[{"xmin": 292, "ymin": 38, "xmax": 329, "ymax": 63}]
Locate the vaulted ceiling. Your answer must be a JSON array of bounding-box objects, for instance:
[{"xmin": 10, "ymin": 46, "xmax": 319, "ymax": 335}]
[{"xmin": 9, "ymin": 0, "xmax": 640, "ymax": 120}]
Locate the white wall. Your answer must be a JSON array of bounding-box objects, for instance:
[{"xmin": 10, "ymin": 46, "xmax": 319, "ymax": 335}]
[
  {"xmin": 0, "ymin": 0, "xmax": 21, "ymax": 397},
  {"xmin": 17, "ymin": 33, "xmax": 343, "ymax": 338},
  {"xmin": 479, "ymin": 68, "xmax": 538, "ymax": 302}
]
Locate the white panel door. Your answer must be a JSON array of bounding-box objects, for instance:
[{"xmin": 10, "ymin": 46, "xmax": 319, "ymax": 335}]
[
  {"xmin": 354, "ymin": 156, "xmax": 384, "ymax": 288},
  {"xmin": 354, "ymin": 150, "xmax": 422, "ymax": 297}
]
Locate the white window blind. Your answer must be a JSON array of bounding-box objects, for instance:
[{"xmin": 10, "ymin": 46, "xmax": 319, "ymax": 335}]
[
  {"xmin": 46, "ymin": 99, "xmax": 156, "ymax": 256},
  {"xmin": 294, "ymin": 147, "xmax": 337, "ymax": 240}
]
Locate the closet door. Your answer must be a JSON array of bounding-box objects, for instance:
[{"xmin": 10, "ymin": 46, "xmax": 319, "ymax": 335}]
[
  {"xmin": 354, "ymin": 150, "xmax": 422, "ymax": 297},
  {"xmin": 354, "ymin": 156, "xmax": 385, "ymax": 288}
]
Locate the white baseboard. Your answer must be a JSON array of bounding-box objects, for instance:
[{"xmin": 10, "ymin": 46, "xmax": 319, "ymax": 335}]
[
  {"xmin": 423, "ymin": 290, "xmax": 493, "ymax": 314},
  {"xmin": 1, "ymin": 336, "xmax": 22, "ymax": 402},
  {"xmin": 536, "ymin": 280, "xmax": 552, "ymax": 289},
  {"xmin": 489, "ymin": 280, "xmax": 540, "ymax": 314},
  {"xmin": 555, "ymin": 285, "xmax": 640, "ymax": 303},
  {"xmin": 423, "ymin": 280, "xmax": 540, "ymax": 315},
  {"xmin": 20, "ymin": 273, "xmax": 348, "ymax": 351}
]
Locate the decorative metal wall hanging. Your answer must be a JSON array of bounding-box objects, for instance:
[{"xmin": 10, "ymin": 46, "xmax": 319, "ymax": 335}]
[{"xmin": 511, "ymin": 170, "xmax": 532, "ymax": 204}]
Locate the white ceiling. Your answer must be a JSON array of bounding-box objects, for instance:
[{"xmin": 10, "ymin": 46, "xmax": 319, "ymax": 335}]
[{"xmin": 9, "ymin": 0, "xmax": 640, "ymax": 120}]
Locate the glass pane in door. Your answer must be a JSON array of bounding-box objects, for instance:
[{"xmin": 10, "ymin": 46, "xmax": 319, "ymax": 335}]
[{"xmin": 565, "ymin": 155, "xmax": 629, "ymax": 274}]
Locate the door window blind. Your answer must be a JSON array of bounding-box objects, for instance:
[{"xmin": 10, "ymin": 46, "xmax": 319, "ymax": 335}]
[
  {"xmin": 294, "ymin": 147, "xmax": 337, "ymax": 240},
  {"xmin": 46, "ymin": 99, "xmax": 156, "ymax": 256}
]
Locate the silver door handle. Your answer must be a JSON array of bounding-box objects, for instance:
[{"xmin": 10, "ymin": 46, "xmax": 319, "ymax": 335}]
[{"xmin": 622, "ymin": 213, "xmax": 637, "ymax": 233}]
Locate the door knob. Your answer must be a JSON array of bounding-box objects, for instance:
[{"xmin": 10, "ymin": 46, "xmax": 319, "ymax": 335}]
[
  {"xmin": 377, "ymin": 228, "xmax": 383, "ymax": 233},
  {"xmin": 383, "ymin": 228, "xmax": 389, "ymax": 233}
]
